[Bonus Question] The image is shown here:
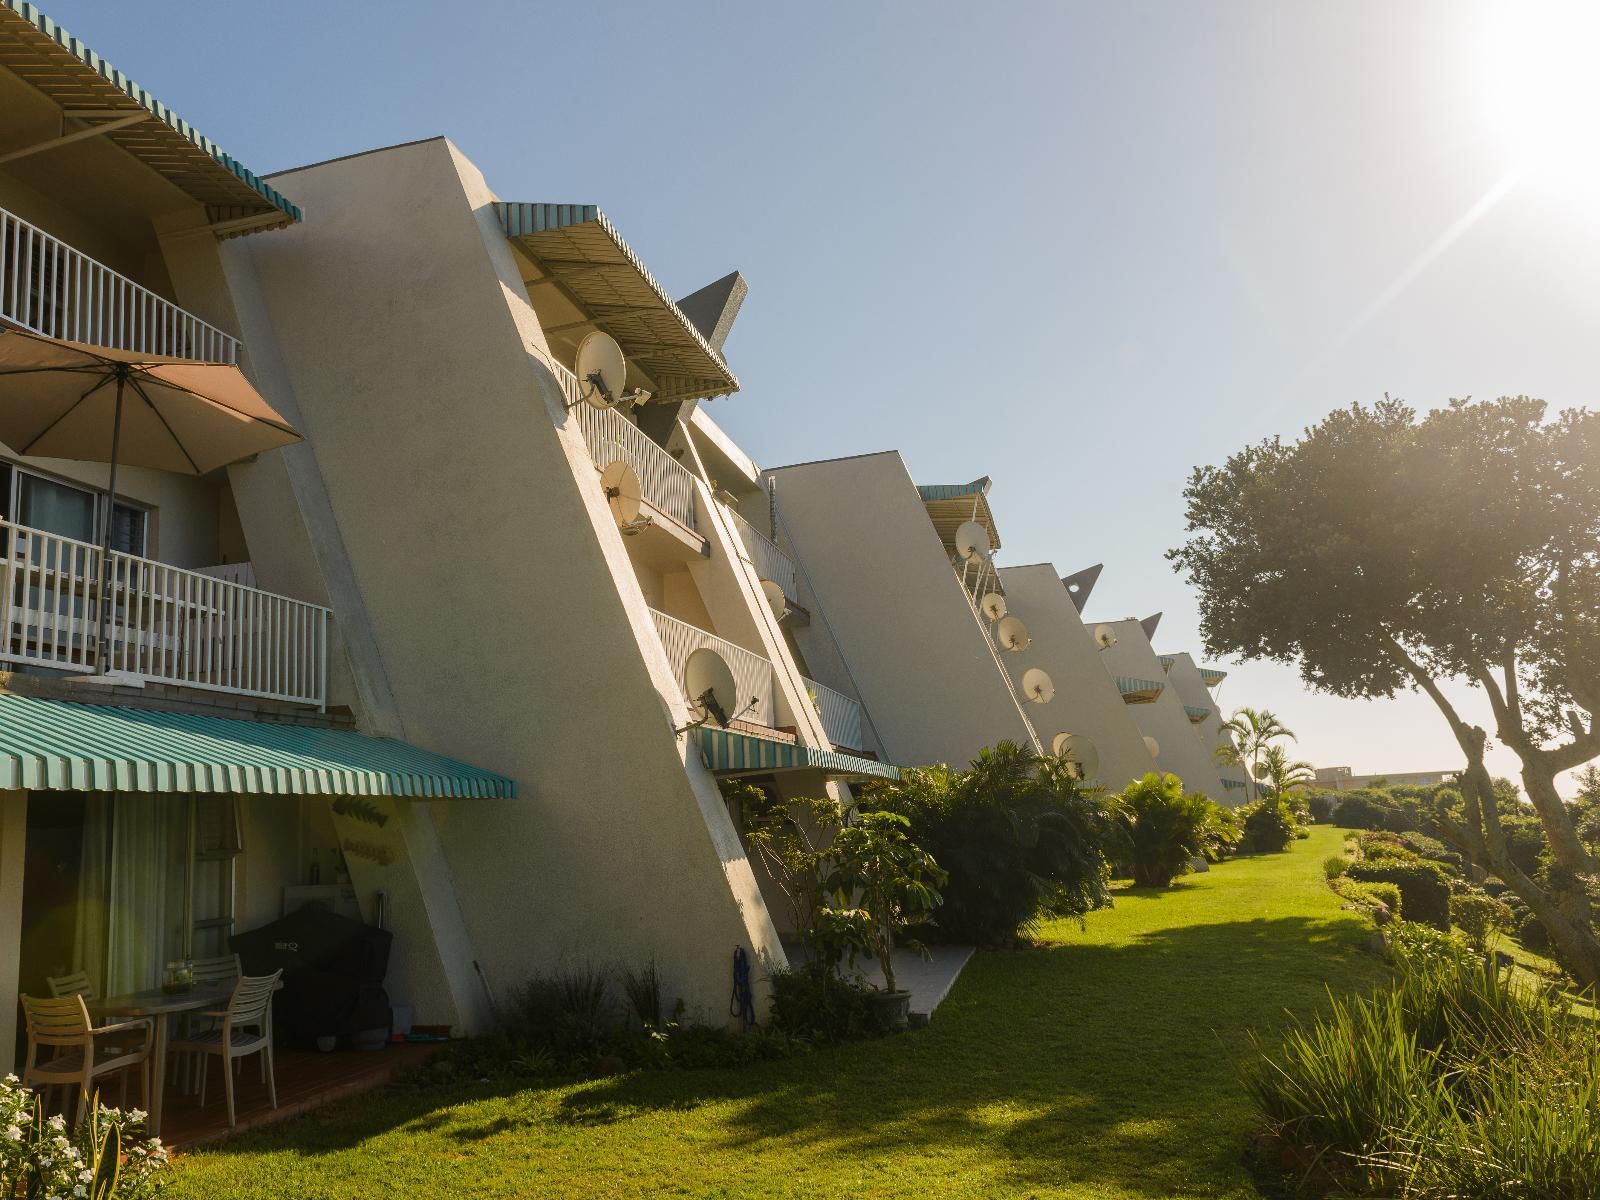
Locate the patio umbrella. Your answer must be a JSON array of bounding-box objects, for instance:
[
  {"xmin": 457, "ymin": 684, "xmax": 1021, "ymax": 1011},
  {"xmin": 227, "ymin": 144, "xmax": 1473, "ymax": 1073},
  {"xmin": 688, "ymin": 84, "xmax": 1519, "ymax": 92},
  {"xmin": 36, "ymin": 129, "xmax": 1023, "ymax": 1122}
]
[{"xmin": 0, "ymin": 327, "xmax": 303, "ymax": 663}]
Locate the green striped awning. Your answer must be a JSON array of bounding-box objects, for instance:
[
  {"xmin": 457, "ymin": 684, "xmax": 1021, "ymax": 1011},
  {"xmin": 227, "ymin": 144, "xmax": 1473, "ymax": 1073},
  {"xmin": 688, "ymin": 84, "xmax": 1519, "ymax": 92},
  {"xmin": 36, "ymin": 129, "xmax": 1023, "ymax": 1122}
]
[
  {"xmin": 916, "ymin": 477, "xmax": 1000, "ymax": 552},
  {"xmin": 1114, "ymin": 675, "xmax": 1165, "ymax": 704},
  {"xmin": 1200, "ymin": 667, "xmax": 1229, "ymax": 687},
  {"xmin": 696, "ymin": 727, "xmax": 900, "ymax": 781},
  {"xmin": 0, "ymin": 694, "xmax": 515, "ymax": 798},
  {"xmin": 1184, "ymin": 705, "xmax": 1212, "ymax": 723},
  {"xmin": 1157, "ymin": 654, "xmax": 1177, "ymax": 672},
  {"xmin": 0, "ymin": 2, "xmax": 301, "ymax": 232},
  {"xmin": 1223, "ymin": 777, "xmax": 1248, "ymax": 791}
]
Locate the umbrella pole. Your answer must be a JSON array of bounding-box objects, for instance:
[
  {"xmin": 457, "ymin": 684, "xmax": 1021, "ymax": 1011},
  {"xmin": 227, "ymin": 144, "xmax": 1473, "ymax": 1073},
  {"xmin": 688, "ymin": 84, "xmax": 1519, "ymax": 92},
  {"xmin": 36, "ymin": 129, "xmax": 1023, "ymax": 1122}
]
[{"xmin": 95, "ymin": 371, "xmax": 125, "ymax": 671}]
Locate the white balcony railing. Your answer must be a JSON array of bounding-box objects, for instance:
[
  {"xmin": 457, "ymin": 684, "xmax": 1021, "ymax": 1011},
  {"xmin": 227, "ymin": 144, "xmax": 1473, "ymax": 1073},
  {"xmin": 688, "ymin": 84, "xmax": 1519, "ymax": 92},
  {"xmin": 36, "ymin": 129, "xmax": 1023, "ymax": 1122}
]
[
  {"xmin": 1, "ymin": 205, "xmax": 240, "ymax": 364},
  {"xmin": 650, "ymin": 608, "xmax": 772, "ymax": 726},
  {"xmin": 802, "ymin": 676, "xmax": 864, "ymax": 752},
  {"xmin": 549, "ymin": 359, "xmax": 699, "ymax": 532},
  {"xmin": 0, "ymin": 520, "xmax": 329, "ymax": 708},
  {"xmin": 726, "ymin": 508, "xmax": 798, "ymax": 602}
]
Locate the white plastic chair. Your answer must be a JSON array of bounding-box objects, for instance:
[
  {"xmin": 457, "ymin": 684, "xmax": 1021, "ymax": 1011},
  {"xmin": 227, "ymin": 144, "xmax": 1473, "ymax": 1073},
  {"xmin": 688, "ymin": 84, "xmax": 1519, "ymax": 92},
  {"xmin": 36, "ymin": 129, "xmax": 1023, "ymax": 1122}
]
[{"xmin": 168, "ymin": 970, "xmax": 281, "ymax": 1128}]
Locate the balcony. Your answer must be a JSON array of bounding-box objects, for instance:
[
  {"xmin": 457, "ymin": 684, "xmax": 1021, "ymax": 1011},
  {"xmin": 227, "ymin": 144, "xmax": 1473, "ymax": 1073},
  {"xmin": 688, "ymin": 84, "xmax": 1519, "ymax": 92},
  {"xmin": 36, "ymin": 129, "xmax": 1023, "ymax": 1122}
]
[
  {"xmin": 550, "ymin": 359, "xmax": 699, "ymax": 532},
  {"xmin": 1115, "ymin": 675, "xmax": 1165, "ymax": 704},
  {"xmin": 649, "ymin": 608, "xmax": 773, "ymax": 726},
  {"xmin": 1, "ymin": 205, "xmax": 240, "ymax": 364},
  {"xmin": 725, "ymin": 508, "xmax": 799, "ymax": 606},
  {"xmin": 802, "ymin": 676, "xmax": 864, "ymax": 753},
  {"xmin": 1, "ymin": 519, "xmax": 330, "ymax": 708}
]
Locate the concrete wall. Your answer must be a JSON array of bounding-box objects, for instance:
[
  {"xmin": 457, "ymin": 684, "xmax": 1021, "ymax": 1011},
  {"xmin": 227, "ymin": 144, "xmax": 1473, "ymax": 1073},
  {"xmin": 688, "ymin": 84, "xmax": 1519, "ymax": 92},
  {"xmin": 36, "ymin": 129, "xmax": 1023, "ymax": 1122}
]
[
  {"xmin": 0, "ymin": 790, "xmax": 24, "ymax": 1074},
  {"xmin": 217, "ymin": 137, "xmax": 783, "ymax": 1026},
  {"xmin": 996, "ymin": 565, "xmax": 1156, "ymax": 793},
  {"xmin": 767, "ymin": 452, "xmax": 1040, "ymax": 768},
  {"xmin": 1098, "ymin": 618, "xmax": 1228, "ymax": 800},
  {"xmin": 1164, "ymin": 653, "xmax": 1250, "ymax": 802}
]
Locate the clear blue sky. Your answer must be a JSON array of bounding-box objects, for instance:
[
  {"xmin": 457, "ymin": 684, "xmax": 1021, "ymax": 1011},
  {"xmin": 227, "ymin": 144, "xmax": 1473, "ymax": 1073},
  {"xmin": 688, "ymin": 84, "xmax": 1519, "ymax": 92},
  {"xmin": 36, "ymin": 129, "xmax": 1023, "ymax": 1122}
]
[{"xmin": 50, "ymin": 1, "xmax": 1599, "ymax": 791}]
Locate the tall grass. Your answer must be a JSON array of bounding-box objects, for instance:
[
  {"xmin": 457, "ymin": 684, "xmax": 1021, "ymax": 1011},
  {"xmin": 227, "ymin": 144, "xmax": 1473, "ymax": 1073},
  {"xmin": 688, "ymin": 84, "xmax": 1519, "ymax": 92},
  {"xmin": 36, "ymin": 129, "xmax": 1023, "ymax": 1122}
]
[{"xmin": 1245, "ymin": 930, "xmax": 1600, "ymax": 1197}]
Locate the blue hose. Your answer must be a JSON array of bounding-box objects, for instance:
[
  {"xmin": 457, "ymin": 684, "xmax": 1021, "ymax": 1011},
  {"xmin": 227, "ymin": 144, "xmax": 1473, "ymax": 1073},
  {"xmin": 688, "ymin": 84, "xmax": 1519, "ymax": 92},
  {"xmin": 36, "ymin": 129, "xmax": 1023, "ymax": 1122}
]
[{"xmin": 730, "ymin": 946, "xmax": 756, "ymax": 1029}]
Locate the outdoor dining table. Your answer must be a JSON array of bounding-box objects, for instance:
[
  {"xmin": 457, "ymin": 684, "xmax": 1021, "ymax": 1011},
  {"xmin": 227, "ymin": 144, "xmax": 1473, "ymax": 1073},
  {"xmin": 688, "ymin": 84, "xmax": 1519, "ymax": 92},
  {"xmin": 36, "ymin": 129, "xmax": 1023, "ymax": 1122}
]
[{"xmin": 91, "ymin": 979, "xmax": 255, "ymax": 1138}]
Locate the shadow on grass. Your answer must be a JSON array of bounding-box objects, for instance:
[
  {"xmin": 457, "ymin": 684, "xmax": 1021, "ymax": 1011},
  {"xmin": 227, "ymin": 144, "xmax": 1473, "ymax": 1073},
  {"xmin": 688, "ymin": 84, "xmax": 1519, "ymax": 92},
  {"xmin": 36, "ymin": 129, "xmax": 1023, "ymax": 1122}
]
[{"xmin": 188, "ymin": 912, "xmax": 1385, "ymax": 1198}]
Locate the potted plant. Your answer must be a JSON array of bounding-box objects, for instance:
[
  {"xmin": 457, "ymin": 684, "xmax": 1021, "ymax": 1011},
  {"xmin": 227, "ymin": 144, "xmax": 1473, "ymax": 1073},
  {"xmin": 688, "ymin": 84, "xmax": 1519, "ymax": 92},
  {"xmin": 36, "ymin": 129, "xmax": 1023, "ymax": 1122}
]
[{"xmin": 823, "ymin": 810, "xmax": 946, "ymax": 1030}]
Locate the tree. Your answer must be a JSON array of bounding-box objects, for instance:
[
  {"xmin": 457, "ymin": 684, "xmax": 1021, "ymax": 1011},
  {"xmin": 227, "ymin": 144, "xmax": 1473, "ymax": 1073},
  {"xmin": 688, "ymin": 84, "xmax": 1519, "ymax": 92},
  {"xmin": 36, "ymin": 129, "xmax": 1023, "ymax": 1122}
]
[
  {"xmin": 1170, "ymin": 397, "xmax": 1600, "ymax": 984},
  {"xmin": 1257, "ymin": 744, "xmax": 1316, "ymax": 803},
  {"xmin": 1218, "ymin": 707, "xmax": 1298, "ymax": 800},
  {"xmin": 1113, "ymin": 772, "xmax": 1215, "ymax": 887}
]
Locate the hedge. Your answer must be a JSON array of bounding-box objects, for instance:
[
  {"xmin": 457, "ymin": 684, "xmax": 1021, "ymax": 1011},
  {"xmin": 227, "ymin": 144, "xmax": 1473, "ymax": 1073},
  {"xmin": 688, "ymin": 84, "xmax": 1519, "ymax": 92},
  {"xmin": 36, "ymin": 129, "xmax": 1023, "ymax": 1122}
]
[{"xmin": 1346, "ymin": 861, "xmax": 1451, "ymax": 930}]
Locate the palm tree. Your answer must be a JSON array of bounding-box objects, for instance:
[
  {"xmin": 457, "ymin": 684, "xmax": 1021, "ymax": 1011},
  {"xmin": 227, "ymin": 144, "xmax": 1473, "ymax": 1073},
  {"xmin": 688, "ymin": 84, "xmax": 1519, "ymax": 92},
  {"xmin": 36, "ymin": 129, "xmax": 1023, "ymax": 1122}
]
[
  {"xmin": 1257, "ymin": 744, "xmax": 1316, "ymax": 803},
  {"xmin": 1217, "ymin": 707, "xmax": 1297, "ymax": 801}
]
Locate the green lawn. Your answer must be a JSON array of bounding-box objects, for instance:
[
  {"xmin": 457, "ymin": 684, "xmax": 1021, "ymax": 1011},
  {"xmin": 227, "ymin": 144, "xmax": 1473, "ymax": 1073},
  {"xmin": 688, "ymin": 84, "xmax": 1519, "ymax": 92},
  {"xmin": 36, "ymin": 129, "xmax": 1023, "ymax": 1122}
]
[{"xmin": 169, "ymin": 827, "xmax": 1384, "ymax": 1199}]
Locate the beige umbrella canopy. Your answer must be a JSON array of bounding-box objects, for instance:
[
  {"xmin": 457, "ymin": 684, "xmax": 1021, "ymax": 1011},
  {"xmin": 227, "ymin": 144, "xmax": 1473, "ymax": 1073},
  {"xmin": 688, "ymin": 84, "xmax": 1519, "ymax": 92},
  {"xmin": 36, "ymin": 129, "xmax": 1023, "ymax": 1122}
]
[{"xmin": 0, "ymin": 328, "xmax": 303, "ymax": 659}]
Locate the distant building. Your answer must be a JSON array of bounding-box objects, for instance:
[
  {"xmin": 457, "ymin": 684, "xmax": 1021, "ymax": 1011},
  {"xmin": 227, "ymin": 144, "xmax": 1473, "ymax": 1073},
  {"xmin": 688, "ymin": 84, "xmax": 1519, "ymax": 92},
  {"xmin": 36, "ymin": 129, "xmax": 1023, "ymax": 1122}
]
[{"xmin": 1314, "ymin": 766, "xmax": 1458, "ymax": 791}]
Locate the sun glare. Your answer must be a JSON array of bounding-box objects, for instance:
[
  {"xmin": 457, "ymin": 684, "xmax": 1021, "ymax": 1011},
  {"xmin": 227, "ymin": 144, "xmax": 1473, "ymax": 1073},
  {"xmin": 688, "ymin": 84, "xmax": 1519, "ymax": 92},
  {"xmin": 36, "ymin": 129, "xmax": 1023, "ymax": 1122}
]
[{"xmin": 1480, "ymin": 3, "xmax": 1600, "ymax": 191}]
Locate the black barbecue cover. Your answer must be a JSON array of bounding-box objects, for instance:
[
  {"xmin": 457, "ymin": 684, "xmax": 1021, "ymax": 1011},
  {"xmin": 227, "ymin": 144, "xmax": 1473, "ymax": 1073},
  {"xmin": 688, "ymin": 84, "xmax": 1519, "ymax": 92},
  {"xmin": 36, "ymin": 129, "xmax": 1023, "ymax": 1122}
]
[{"xmin": 231, "ymin": 907, "xmax": 393, "ymax": 1046}]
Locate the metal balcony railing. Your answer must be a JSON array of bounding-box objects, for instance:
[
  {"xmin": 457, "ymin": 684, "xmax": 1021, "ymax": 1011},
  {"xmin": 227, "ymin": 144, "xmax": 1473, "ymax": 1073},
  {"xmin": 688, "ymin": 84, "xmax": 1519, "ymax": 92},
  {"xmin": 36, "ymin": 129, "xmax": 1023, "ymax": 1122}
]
[
  {"xmin": 726, "ymin": 508, "xmax": 798, "ymax": 603},
  {"xmin": 549, "ymin": 358, "xmax": 699, "ymax": 532},
  {"xmin": 1, "ymin": 205, "xmax": 240, "ymax": 363},
  {"xmin": 0, "ymin": 520, "xmax": 329, "ymax": 708},
  {"xmin": 649, "ymin": 608, "xmax": 773, "ymax": 726},
  {"xmin": 801, "ymin": 676, "xmax": 864, "ymax": 752}
]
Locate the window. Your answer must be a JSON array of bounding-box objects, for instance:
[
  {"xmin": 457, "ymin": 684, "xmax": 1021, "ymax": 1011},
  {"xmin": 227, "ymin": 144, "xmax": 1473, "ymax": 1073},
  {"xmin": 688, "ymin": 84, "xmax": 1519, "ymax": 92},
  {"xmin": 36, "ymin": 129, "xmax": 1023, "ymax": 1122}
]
[{"xmin": 3, "ymin": 463, "xmax": 148, "ymax": 555}]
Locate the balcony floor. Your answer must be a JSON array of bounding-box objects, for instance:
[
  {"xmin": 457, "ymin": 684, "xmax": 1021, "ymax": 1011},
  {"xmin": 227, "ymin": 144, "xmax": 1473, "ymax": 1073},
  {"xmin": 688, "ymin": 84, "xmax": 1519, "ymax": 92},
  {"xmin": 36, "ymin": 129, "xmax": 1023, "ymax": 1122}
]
[{"xmin": 162, "ymin": 1043, "xmax": 438, "ymax": 1150}]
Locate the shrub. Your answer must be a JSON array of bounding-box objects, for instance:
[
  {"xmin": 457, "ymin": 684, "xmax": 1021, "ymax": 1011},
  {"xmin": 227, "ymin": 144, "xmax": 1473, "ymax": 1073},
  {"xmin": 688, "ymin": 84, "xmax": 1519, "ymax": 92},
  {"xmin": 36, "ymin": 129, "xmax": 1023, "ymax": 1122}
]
[
  {"xmin": 1239, "ymin": 800, "xmax": 1299, "ymax": 853},
  {"xmin": 1199, "ymin": 800, "xmax": 1243, "ymax": 862},
  {"xmin": 1396, "ymin": 830, "xmax": 1461, "ymax": 870},
  {"xmin": 1322, "ymin": 854, "xmax": 1347, "ymax": 880},
  {"xmin": 1331, "ymin": 875, "xmax": 1402, "ymax": 922},
  {"xmin": 1113, "ymin": 772, "xmax": 1215, "ymax": 887},
  {"xmin": 1450, "ymin": 890, "xmax": 1515, "ymax": 951},
  {"xmin": 1519, "ymin": 911, "xmax": 1551, "ymax": 954},
  {"xmin": 1304, "ymin": 789, "xmax": 1338, "ymax": 823},
  {"xmin": 511, "ymin": 963, "xmax": 618, "ymax": 1062},
  {"xmin": 1332, "ymin": 791, "xmax": 1391, "ymax": 829},
  {"xmin": 0, "ymin": 1082, "xmax": 167, "ymax": 1199},
  {"xmin": 1346, "ymin": 860, "xmax": 1452, "ymax": 930},
  {"xmin": 1246, "ymin": 933, "xmax": 1600, "ymax": 1198},
  {"xmin": 860, "ymin": 742, "xmax": 1116, "ymax": 945},
  {"xmin": 767, "ymin": 966, "xmax": 892, "ymax": 1041}
]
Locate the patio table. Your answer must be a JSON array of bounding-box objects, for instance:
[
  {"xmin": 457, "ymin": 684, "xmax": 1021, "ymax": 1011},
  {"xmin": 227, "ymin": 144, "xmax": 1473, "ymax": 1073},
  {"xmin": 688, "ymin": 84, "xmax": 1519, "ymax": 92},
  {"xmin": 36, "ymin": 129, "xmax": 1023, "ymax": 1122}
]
[{"xmin": 92, "ymin": 979, "xmax": 279, "ymax": 1138}]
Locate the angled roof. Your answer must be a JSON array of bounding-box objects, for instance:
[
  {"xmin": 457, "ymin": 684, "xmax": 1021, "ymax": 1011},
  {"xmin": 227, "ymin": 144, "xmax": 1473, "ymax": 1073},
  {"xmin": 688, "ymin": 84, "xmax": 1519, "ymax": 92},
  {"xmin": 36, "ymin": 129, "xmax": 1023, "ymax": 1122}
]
[
  {"xmin": 496, "ymin": 202, "xmax": 738, "ymax": 403},
  {"xmin": 1061, "ymin": 563, "xmax": 1102, "ymax": 612},
  {"xmin": 677, "ymin": 270, "xmax": 747, "ymax": 353},
  {"xmin": 0, "ymin": 1, "xmax": 301, "ymax": 232},
  {"xmin": 0, "ymin": 693, "xmax": 515, "ymax": 798},
  {"xmin": 917, "ymin": 477, "xmax": 1000, "ymax": 552}
]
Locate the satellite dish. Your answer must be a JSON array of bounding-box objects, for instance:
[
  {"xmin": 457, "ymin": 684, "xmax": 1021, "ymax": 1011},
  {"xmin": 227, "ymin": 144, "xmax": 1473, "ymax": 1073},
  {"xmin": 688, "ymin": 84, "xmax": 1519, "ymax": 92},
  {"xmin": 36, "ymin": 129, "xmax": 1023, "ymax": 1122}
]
[
  {"xmin": 1252, "ymin": 760, "xmax": 1270, "ymax": 780},
  {"xmin": 1143, "ymin": 735, "xmax": 1160, "ymax": 758},
  {"xmin": 760, "ymin": 579, "xmax": 790, "ymax": 621},
  {"xmin": 1052, "ymin": 732, "xmax": 1101, "ymax": 781},
  {"xmin": 995, "ymin": 615, "xmax": 1030, "ymax": 652},
  {"xmin": 954, "ymin": 521, "xmax": 991, "ymax": 562},
  {"xmin": 599, "ymin": 461, "xmax": 642, "ymax": 524},
  {"xmin": 980, "ymin": 592, "xmax": 1007, "ymax": 621},
  {"xmin": 1021, "ymin": 667, "xmax": 1054, "ymax": 704},
  {"xmin": 683, "ymin": 647, "xmax": 738, "ymax": 727},
  {"xmin": 574, "ymin": 331, "xmax": 628, "ymax": 409},
  {"xmin": 1094, "ymin": 624, "xmax": 1118, "ymax": 650}
]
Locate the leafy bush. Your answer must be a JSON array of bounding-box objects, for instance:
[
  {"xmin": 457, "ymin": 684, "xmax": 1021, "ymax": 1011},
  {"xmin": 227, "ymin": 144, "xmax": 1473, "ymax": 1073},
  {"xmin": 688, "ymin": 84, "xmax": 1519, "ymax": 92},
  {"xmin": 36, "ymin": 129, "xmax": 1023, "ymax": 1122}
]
[
  {"xmin": 1450, "ymin": 890, "xmax": 1515, "ymax": 951},
  {"xmin": 860, "ymin": 742, "xmax": 1116, "ymax": 945},
  {"xmin": 823, "ymin": 810, "xmax": 946, "ymax": 994},
  {"xmin": 1520, "ymin": 911, "xmax": 1551, "ymax": 954},
  {"xmin": 1303, "ymin": 789, "xmax": 1338, "ymax": 823},
  {"xmin": 1346, "ymin": 860, "xmax": 1451, "ymax": 930},
  {"xmin": 1332, "ymin": 876, "xmax": 1401, "ymax": 920},
  {"xmin": 1331, "ymin": 791, "xmax": 1391, "ymax": 829},
  {"xmin": 1246, "ymin": 932, "xmax": 1600, "ymax": 1198},
  {"xmin": 1239, "ymin": 800, "xmax": 1299, "ymax": 853},
  {"xmin": 0, "ymin": 1083, "xmax": 166, "ymax": 1199},
  {"xmin": 767, "ymin": 966, "xmax": 893, "ymax": 1042},
  {"xmin": 1200, "ymin": 800, "xmax": 1244, "ymax": 862},
  {"xmin": 1396, "ymin": 831, "xmax": 1461, "ymax": 870},
  {"xmin": 1113, "ymin": 772, "xmax": 1215, "ymax": 887},
  {"xmin": 1322, "ymin": 854, "xmax": 1348, "ymax": 880}
]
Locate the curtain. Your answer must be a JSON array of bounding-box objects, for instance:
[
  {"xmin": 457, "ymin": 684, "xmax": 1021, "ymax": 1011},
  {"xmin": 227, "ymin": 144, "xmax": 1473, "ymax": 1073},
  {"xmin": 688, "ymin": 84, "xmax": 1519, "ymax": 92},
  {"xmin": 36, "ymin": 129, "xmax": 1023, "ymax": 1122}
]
[
  {"xmin": 72, "ymin": 794, "xmax": 112, "ymax": 994},
  {"xmin": 103, "ymin": 794, "xmax": 187, "ymax": 996}
]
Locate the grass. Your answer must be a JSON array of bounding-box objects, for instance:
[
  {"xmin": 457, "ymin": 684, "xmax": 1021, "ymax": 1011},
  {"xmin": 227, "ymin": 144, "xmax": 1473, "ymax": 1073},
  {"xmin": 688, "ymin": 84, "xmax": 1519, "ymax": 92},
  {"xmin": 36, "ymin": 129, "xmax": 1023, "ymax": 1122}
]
[{"xmin": 168, "ymin": 827, "xmax": 1383, "ymax": 1199}]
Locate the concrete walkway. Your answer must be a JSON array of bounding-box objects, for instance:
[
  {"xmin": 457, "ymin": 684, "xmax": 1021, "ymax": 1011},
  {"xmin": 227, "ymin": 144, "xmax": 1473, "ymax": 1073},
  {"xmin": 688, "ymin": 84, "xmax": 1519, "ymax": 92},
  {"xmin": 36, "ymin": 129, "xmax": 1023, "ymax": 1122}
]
[{"xmin": 780, "ymin": 941, "xmax": 975, "ymax": 1021}]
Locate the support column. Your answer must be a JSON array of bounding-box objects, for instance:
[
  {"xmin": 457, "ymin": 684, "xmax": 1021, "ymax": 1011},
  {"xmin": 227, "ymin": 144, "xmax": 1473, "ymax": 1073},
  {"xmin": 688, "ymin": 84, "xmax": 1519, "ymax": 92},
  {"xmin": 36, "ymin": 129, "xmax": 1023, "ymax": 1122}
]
[{"xmin": 0, "ymin": 790, "xmax": 27, "ymax": 1074}]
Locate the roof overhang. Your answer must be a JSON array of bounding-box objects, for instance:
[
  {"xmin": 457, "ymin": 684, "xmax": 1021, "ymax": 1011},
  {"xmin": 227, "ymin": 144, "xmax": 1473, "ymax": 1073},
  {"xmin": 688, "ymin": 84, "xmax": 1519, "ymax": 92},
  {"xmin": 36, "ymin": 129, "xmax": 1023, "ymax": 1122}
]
[
  {"xmin": 695, "ymin": 727, "xmax": 900, "ymax": 782},
  {"xmin": 496, "ymin": 202, "xmax": 738, "ymax": 403},
  {"xmin": 0, "ymin": 694, "xmax": 515, "ymax": 798},
  {"xmin": 0, "ymin": 2, "xmax": 301, "ymax": 234},
  {"xmin": 917, "ymin": 477, "xmax": 1000, "ymax": 553}
]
